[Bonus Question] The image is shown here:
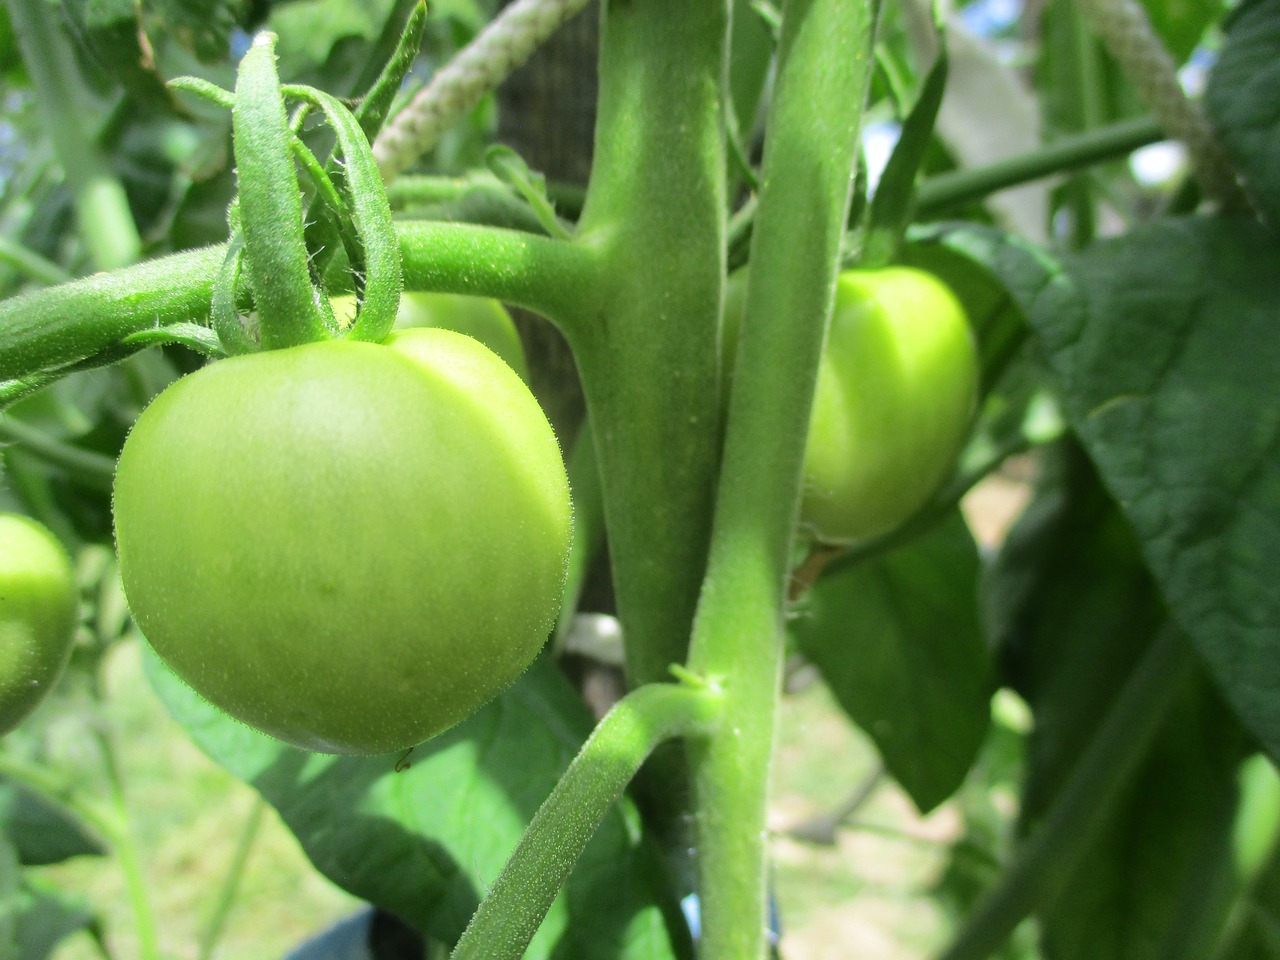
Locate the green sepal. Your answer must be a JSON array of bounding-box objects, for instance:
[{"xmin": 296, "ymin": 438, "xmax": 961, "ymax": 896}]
[
  {"xmin": 232, "ymin": 32, "xmax": 330, "ymax": 350},
  {"xmin": 283, "ymin": 84, "xmax": 403, "ymax": 343},
  {"xmin": 355, "ymin": 1, "xmax": 429, "ymax": 143},
  {"xmin": 120, "ymin": 324, "xmax": 227, "ymax": 357}
]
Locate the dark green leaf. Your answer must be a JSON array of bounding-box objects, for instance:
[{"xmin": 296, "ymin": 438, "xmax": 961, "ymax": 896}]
[
  {"xmin": 1039, "ymin": 674, "xmax": 1249, "ymax": 960},
  {"xmin": 1026, "ymin": 216, "xmax": 1280, "ymax": 762},
  {"xmin": 62, "ymin": 0, "xmax": 168, "ymax": 103},
  {"xmin": 144, "ymin": 649, "xmax": 686, "ymax": 959},
  {"xmin": 140, "ymin": 0, "xmax": 245, "ymax": 64},
  {"xmin": 792, "ymin": 511, "xmax": 993, "ymax": 812},
  {"xmin": 1206, "ymin": 0, "xmax": 1280, "ymax": 228},
  {"xmin": 985, "ymin": 441, "xmax": 1166, "ymax": 817},
  {"xmin": 1136, "ymin": 0, "xmax": 1221, "ymax": 62},
  {"xmin": 986, "ymin": 442, "xmax": 1255, "ymax": 958},
  {"xmin": 1225, "ymin": 844, "xmax": 1280, "ymax": 959},
  {"xmin": 13, "ymin": 879, "xmax": 99, "ymax": 960},
  {"xmin": 0, "ymin": 776, "xmax": 104, "ymax": 866}
]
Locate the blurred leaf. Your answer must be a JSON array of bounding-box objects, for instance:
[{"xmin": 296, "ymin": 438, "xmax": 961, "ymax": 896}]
[
  {"xmin": 12, "ymin": 878, "xmax": 99, "ymax": 960},
  {"xmin": 987, "ymin": 441, "xmax": 1253, "ymax": 957},
  {"xmin": 862, "ymin": 46, "xmax": 948, "ymax": 266},
  {"xmin": 1206, "ymin": 0, "xmax": 1280, "ymax": 229},
  {"xmin": 1223, "ymin": 847, "xmax": 1280, "ymax": 959},
  {"xmin": 928, "ymin": 19, "xmax": 1047, "ymax": 241},
  {"xmin": 792, "ymin": 511, "xmax": 992, "ymax": 812},
  {"xmin": 62, "ymin": 0, "xmax": 169, "ymax": 105},
  {"xmin": 0, "ymin": 833, "xmax": 17, "ymax": 956},
  {"xmin": 0, "ymin": 776, "xmax": 104, "ymax": 866},
  {"xmin": 1040, "ymin": 674, "xmax": 1249, "ymax": 960},
  {"xmin": 1023, "ymin": 216, "xmax": 1280, "ymax": 762},
  {"xmin": 145, "ymin": 648, "xmax": 689, "ymax": 960},
  {"xmin": 270, "ymin": 0, "xmax": 397, "ymax": 92},
  {"xmin": 141, "ymin": 0, "xmax": 246, "ymax": 64},
  {"xmin": 985, "ymin": 442, "xmax": 1165, "ymax": 814},
  {"xmin": 1135, "ymin": 0, "xmax": 1221, "ymax": 62}
]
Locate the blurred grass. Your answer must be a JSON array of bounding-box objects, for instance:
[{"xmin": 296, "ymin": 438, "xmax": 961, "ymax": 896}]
[
  {"xmin": 38, "ymin": 639, "xmax": 361, "ymax": 960},
  {"xmin": 771, "ymin": 679, "xmax": 957, "ymax": 959}
]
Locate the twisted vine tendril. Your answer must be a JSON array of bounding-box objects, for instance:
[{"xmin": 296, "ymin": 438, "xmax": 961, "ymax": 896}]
[{"xmin": 372, "ymin": 0, "xmax": 596, "ymax": 181}]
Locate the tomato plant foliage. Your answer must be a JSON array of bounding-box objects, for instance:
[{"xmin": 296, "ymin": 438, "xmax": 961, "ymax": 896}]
[{"xmin": 0, "ymin": 0, "xmax": 1278, "ymax": 958}]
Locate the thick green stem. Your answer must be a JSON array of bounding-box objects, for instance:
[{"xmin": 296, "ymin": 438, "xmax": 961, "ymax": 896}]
[
  {"xmin": 571, "ymin": 0, "xmax": 729, "ymax": 687},
  {"xmin": 936, "ymin": 627, "xmax": 1197, "ymax": 960},
  {"xmin": 6, "ymin": 0, "xmax": 141, "ymax": 271},
  {"xmin": 450, "ymin": 682, "xmax": 722, "ymax": 960},
  {"xmin": 0, "ymin": 223, "xmax": 596, "ymax": 383},
  {"xmin": 916, "ymin": 116, "xmax": 1165, "ymax": 215},
  {"xmin": 685, "ymin": 0, "xmax": 874, "ymax": 956}
]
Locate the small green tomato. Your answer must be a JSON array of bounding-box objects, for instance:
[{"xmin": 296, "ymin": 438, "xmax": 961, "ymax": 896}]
[{"xmin": 0, "ymin": 514, "xmax": 78, "ymax": 735}]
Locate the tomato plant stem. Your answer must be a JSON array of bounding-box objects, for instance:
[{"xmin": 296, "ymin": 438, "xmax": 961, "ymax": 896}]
[
  {"xmin": 915, "ymin": 116, "xmax": 1166, "ymax": 216},
  {"xmin": 0, "ymin": 223, "xmax": 596, "ymax": 384},
  {"xmin": 92, "ymin": 718, "xmax": 161, "ymax": 960},
  {"xmin": 5, "ymin": 0, "xmax": 142, "ymax": 272},
  {"xmin": 450, "ymin": 682, "xmax": 722, "ymax": 960},
  {"xmin": 197, "ymin": 796, "xmax": 266, "ymax": 960},
  {"xmin": 937, "ymin": 627, "xmax": 1197, "ymax": 960},
  {"xmin": 685, "ymin": 0, "xmax": 876, "ymax": 956},
  {"xmin": 571, "ymin": 0, "xmax": 728, "ymax": 688}
]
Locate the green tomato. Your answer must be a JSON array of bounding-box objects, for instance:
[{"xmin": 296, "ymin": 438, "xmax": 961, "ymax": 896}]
[
  {"xmin": 0, "ymin": 514, "xmax": 78, "ymax": 736},
  {"xmin": 723, "ymin": 266, "xmax": 978, "ymax": 545},
  {"xmin": 803, "ymin": 268, "xmax": 978, "ymax": 543},
  {"xmin": 112, "ymin": 329, "xmax": 571, "ymax": 754},
  {"xmin": 332, "ymin": 291, "xmax": 529, "ymax": 381}
]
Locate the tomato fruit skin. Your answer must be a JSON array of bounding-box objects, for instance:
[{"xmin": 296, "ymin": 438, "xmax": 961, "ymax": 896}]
[
  {"xmin": 0, "ymin": 514, "xmax": 78, "ymax": 735},
  {"xmin": 112, "ymin": 329, "xmax": 571, "ymax": 754},
  {"xmin": 332, "ymin": 291, "xmax": 529, "ymax": 381},
  {"xmin": 801, "ymin": 267, "xmax": 978, "ymax": 544}
]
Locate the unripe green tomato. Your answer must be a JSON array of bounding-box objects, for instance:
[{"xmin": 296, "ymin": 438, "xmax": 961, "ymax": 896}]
[
  {"xmin": 332, "ymin": 291, "xmax": 528, "ymax": 381},
  {"xmin": 112, "ymin": 329, "xmax": 571, "ymax": 754},
  {"xmin": 0, "ymin": 514, "xmax": 78, "ymax": 736},
  {"xmin": 723, "ymin": 266, "xmax": 978, "ymax": 545}
]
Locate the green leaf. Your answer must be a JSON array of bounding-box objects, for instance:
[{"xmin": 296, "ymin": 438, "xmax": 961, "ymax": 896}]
[
  {"xmin": 140, "ymin": 0, "xmax": 245, "ymax": 64},
  {"xmin": 1224, "ymin": 847, "xmax": 1280, "ymax": 959},
  {"xmin": 1136, "ymin": 0, "xmax": 1221, "ymax": 62},
  {"xmin": 0, "ymin": 776, "xmax": 104, "ymax": 866},
  {"xmin": 792, "ymin": 511, "xmax": 993, "ymax": 812},
  {"xmin": 12, "ymin": 879, "xmax": 99, "ymax": 960},
  {"xmin": 144, "ymin": 648, "xmax": 687, "ymax": 959},
  {"xmin": 987, "ymin": 442, "xmax": 1254, "ymax": 957},
  {"xmin": 861, "ymin": 47, "xmax": 948, "ymax": 267},
  {"xmin": 0, "ymin": 833, "xmax": 17, "ymax": 956},
  {"xmin": 1026, "ymin": 216, "xmax": 1280, "ymax": 762},
  {"xmin": 986, "ymin": 442, "xmax": 1166, "ymax": 817},
  {"xmin": 1206, "ymin": 0, "xmax": 1280, "ymax": 229},
  {"xmin": 1039, "ymin": 675, "xmax": 1249, "ymax": 960}
]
